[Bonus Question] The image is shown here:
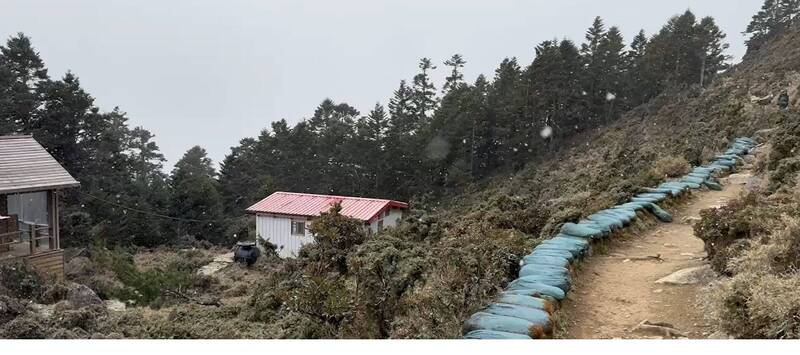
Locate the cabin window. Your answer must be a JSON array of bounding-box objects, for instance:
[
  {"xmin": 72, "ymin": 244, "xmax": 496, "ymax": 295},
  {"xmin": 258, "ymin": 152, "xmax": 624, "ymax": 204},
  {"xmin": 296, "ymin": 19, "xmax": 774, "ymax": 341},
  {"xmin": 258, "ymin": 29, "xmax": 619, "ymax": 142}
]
[
  {"xmin": 377, "ymin": 219, "xmax": 384, "ymax": 231},
  {"xmin": 384, "ymin": 209, "xmax": 390, "ymax": 217},
  {"xmin": 291, "ymin": 220, "xmax": 306, "ymax": 236}
]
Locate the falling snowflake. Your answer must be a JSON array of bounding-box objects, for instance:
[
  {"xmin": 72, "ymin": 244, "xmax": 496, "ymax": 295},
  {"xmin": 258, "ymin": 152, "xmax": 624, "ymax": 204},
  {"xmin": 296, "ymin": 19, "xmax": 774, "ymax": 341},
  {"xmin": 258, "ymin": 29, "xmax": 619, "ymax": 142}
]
[
  {"xmin": 606, "ymin": 92, "xmax": 617, "ymax": 101},
  {"xmin": 540, "ymin": 125, "xmax": 553, "ymax": 138}
]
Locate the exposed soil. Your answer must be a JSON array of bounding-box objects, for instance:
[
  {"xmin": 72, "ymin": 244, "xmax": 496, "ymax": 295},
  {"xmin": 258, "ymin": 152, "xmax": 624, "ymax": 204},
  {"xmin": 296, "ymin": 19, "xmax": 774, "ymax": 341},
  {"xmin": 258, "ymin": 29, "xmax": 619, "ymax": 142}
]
[{"xmin": 559, "ymin": 169, "xmax": 752, "ymax": 339}]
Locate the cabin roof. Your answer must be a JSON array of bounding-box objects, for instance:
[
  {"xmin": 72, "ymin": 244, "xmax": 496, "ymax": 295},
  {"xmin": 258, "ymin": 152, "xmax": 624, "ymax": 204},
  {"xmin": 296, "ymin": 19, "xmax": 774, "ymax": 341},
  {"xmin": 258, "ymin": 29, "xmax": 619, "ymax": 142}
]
[
  {"xmin": 246, "ymin": 191, "xmax": 408, "ymax": 222},
  {"xmin": 0, "ymin": 135, "xmax": 80, "ymax": 194}
]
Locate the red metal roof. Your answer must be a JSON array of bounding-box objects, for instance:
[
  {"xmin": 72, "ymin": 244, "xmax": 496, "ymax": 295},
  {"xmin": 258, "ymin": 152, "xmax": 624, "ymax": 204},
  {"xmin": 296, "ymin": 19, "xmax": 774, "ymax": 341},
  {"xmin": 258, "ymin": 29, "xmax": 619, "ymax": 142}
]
[{"xmin": 246, "ymin": 192, "xmax": 409, "ymax": 222}]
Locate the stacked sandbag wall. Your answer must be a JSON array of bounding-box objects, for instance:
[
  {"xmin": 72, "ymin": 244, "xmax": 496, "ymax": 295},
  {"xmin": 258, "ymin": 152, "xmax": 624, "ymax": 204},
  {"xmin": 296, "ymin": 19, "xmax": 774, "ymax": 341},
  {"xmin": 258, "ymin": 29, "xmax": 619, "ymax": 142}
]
[{"xmin": 463, "ymin": 137, "xmax": 757, "ymax": 339}]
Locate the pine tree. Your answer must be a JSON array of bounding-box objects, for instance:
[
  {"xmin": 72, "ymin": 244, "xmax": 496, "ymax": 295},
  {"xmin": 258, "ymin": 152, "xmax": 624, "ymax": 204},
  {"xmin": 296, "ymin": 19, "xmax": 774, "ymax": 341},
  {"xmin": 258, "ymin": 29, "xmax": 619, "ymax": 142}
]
[
  {"xmin": 442, "ymin": 54, "xmax": 466, "ymax": 94},
  {"xmin": 644, "ymin": 10, "xmax": 729, "ymax": 91},
  {"xmin": 34, "ymin": 72, "xmax": 94, "ymax": 174},
  {"xmin": 488, "ymin": 57, "xmax": 524, "ymax": 168},
  {"xmin": 697, "ymin": 16, "xmax": 730, "ymax": 87},
  {"xmin": 596, "ymin": 26, "xmax": 627, "ymax": 118},
  {"xmin": 626, "ymin": 30, "xmax": 651, "ymax": 106},
  {"xmin": 580, "ymin": 17, "xmax": 607, "ymax": 57},
  {"xmin": 580, "ymin": 17, "xmax": 608, "ymax": 121},
  {"xmin": 411, "ymin": 58, "xmax": 437, "ymax": 120},
  {"xmin": 354, "ymin": 103, "xmax": 390, "ymax": 194},
  {"xmin": 746, "ymin": 0, "xmax": 800, "ymax": 51},
  {"xmin": 0, "ymin": 33, "xmax": 48, "ymax": 133},
  {"xmin": 170, "ymin": 146, "xmax": 226, "ymax": 244},
  {"xmin": 387, "ymin": 80, "xmax": 415, "ymax": 133}
]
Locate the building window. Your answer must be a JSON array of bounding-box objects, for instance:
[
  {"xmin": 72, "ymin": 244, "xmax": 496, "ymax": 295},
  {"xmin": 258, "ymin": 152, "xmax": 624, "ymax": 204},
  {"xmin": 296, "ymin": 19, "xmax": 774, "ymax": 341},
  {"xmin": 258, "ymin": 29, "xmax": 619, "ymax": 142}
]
[
  {"xmin": 291, "ymin": 220, "xmax": 306, "ymax": 236},
  {"xmin": 384, "ymin": 209, "xmax": 390, "ymax": 217},
  {"xmin": 377, "ymin": 219, "xmax": 384, "ymax": 231}
]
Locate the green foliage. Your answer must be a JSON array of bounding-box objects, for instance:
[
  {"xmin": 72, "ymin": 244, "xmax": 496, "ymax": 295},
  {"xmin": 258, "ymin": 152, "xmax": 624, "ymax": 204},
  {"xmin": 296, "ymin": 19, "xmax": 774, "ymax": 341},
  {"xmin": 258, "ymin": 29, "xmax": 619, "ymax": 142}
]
[
  {"xmin": 694, "ymin": 194, "xmax": 771, "ymax": 273},
  {"xmin": 309, "ymin": 202, "xmax": 366, "ymax": 251},
  {"xmin": 0, "ymin": 262, "xmax": 44, "ymax": 300},
  {"xmin": 90, "ymin": 247, "xmax": 210, "ymax": 307},
  {"xmin": 169, "ymin": 146, "xmax": 227, "ymax": 244},
  {"xmin": 643, "ymin": 155, "xmax": 691, "ymax": 186},
  {"xmin": 745, "ymin": 0, "xmax": 800, "ymax": 51}
]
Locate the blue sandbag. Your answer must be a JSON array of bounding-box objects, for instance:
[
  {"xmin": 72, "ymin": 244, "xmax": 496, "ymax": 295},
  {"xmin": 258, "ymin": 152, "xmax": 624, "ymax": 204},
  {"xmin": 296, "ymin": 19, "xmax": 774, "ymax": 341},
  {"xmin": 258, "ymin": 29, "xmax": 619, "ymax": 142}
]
[
  {"xmin": 510, "ymin": 274, "xmax": 571, "ymax": 292},
  {"xmin": 677, "ymin": 180, "xmax": 702, "ymax": 189},
  {"xmin": 547, "ymin": 235, "xmax": 590, "ymax": 247},
  {"xmin": 681, "ymin": 175, "xmax": 706, "ymax": 184},
  {"xmin": 704, "ymin": 179, "xmax": 723, "ymax": 191},
  {"xmin": 536, "ymin": 242, "xmax": 585, "ymax": 257},
  {"xmin": 585, "ymin": 215, "xmax": 624, "ymax": 229},
  {"xmin": 483, "ymin": 304, "xmax": 551, "ymax": 331},
  {"xmin": 693, "ymin": 166, "xmax": 715, "ymax": 173},
  {"xmin": 656, "ymin": 183, "xmax": 689, "ymax": 195},
  {"xmin": 504, "ymin": 283, "xmax": 567, "ymax": 301},
  {"xmin": 688, "ymin": 172, "xmax": 711, "ymax": 179},
  {"xmin": 560, "ymin": 222, "xmax": 604, "ymax": 239},
  {"xmin": 642, "ymin": 187, "xmax": 680, "ymax": 196},
  {"xmin": 578, "ymin": 220, "xmax": 612, "ymax": 234},
  {"xmin": 464, "ymin": 329, "xmax": 532, "ymax": 339},
  {"xmin": 588, "ymin": 209, "xmax": 633, "ymax": 223},
  {"xmin": 632, "ymin": 196, "xmax": 661, "ymax": 203},
  {"xmin": 708, "ymin": 163, "xmax": 731, "ymax": 172},
  {"xmin": 638, "ymin": 192, "xmax": 669, "ymax": 200},
  {"xmin": 522, "ymin": 254, "xmax": 571, "ymax": 268},
  {"xmin": 597, "ymin": 208, "xmax": 637, "ymax": 221},
  {"xmin": 648, "ymin": 203, "xmax": 673, "ymax": 222},
  {"xmin": 713, "ymin": 158, "xmax": 736, "ymax": 167},
  {"xmin": 496, "ymin": 292, "xmax": 556, "ymax": 313},
  {"xmin": 519, "ymin": 264, "xmax": 570, "ymax": 278},
  {"xmin": 522, "ymin": 248, "xmax": 575, "ymax": 267},
  {"xmin": 464, "ymin": 312, "xmax": 541, "ymax": 338},
  {"xmin": 716, "ymin": 154, "xmax": 741, "ymax": 161},
  {"xmin": 519, "ymin": 262, "xmax": 569, "ymax": 273}
]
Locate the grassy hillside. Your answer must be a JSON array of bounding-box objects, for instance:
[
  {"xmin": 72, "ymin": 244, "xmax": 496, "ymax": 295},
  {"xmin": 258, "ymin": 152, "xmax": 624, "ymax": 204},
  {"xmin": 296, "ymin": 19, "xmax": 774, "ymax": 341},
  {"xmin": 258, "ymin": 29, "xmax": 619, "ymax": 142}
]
[{"xmin": 3, "ymin": 19, "xmax": 800, "ymax": 340}]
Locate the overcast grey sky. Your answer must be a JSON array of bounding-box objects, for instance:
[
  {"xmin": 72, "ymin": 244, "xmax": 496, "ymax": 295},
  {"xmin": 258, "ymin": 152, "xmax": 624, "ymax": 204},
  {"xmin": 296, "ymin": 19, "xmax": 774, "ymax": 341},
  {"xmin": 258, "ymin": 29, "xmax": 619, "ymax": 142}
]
[{"xmin": 1, "ymin": 0, "xmax": 763, "ymax": 169}]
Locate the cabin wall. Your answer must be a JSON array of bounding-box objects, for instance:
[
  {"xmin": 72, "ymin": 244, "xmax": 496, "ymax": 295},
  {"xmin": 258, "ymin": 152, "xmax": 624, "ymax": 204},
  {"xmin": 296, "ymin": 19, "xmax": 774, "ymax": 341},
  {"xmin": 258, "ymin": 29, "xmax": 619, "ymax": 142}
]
[
  {"xmin": 368, "ymin": 207, "xmax": 404, "ymax": 234},
  {"xmin": 255, "ymin": 214, "xmax": 314, "ymax": 258},
  {"xmin": 25, "ymin": 249, "xmax": 64, "ymax": 280}
]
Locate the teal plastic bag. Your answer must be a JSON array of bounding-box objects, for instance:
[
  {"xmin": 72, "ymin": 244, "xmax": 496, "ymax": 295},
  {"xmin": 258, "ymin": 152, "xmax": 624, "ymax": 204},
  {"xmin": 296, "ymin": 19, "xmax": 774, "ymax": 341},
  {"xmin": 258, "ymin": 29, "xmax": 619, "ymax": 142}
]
[
  {"xmin": 504, "ymin": 283, "xmax": 567, "ymax": 301},
  {"xmin": 464, "ymin": 329, "xmax": 532, "ymax": 340},
  {"xmin": 464, "ymin": 312, "xmax": 542, "ymax": 338}
]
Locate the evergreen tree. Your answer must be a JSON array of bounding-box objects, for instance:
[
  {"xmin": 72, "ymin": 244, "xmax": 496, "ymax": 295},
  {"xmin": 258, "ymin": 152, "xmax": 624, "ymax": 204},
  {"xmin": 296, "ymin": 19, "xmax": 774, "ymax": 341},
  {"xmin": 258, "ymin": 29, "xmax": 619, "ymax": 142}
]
[
  {"xmin": 488, "ymin": 58, "xmax": 524, "ymax": 169},
  {"xmin": 644, "ymin": 10, "xmax": 730, "ymax": 91},
  {"xmin": 746, "ymin": 0, "xmax": 800, "ymax": 51},
  {"xmin": 33, "ymin": 72, "xmax": 94, "ymax": 174},
  {"xmin": 169, "ymin": 146, "xmax": 226, "ymax": 244},
  {"xmin": 626, "ymin": 30, "xmax": 652, "ymax": 106},
  {"xmin": 0, "ymin": 33, "xmax": 48, "ymax": 133},
  {"xmin": 411, "ymin": 58, "xmax": 438, "ymax": 120},
  {"xmin": 442, "ymin": 54, "xmax": 466, "ymax": 94},
  {"xmin": 580, "ymin": 17, "xmax": 608, "ymax": 121},
  {"xmin": 596, "ymin": 26, "xmax": 627, "ymax": 118},
  {"xmin": 697, "ymin": 16, "xmax": 730, "ymax": 87},
  {"xmin": 354, "ymin": 103, "xmax": 390, "ymax": 195}
]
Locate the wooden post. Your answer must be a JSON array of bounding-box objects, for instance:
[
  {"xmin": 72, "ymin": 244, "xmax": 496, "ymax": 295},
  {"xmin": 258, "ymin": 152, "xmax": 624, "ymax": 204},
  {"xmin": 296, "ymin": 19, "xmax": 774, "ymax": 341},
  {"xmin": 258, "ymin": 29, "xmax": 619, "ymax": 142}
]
[
  {"xmin": 29, "ymin": 223, "xmax": 36, "ymax": 255},
  {"xmin": 48, "ymin": 190, "xmax": 59, "ymax": 250}
]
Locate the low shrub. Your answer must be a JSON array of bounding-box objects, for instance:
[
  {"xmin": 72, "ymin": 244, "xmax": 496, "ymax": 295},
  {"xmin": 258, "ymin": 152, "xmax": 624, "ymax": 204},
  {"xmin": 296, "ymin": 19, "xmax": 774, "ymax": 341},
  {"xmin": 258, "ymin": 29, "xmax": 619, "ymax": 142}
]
[
  {"xmin": 646, "ymin": 155, "xmax": 691, "ymax": 184},
  {"xmin": 694, "ymin": 193, "xmax": 772, "ymax": 273},
  {"xmin": 703, "ymin": 273, "xmax": 800, "ymax": 338},
  {"xmin": 0, "ymin": 262, "xmax": 44, "ymax": 300}
]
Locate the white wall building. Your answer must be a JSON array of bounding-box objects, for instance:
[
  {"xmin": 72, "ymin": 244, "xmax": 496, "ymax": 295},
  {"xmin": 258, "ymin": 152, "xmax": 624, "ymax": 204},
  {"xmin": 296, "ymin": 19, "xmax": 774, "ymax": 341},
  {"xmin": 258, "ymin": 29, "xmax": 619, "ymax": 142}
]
[{"xmin": 246, "ymin": 192, "xmax": 409, "ymax": 258}]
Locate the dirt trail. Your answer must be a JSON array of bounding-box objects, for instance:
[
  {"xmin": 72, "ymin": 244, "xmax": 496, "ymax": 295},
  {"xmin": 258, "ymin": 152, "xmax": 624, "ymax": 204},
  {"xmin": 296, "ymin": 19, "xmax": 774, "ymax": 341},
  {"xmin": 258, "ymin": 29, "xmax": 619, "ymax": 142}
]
[{"xmin": 559, "ymin": 169, "xmax": 753, "ymax": 339}]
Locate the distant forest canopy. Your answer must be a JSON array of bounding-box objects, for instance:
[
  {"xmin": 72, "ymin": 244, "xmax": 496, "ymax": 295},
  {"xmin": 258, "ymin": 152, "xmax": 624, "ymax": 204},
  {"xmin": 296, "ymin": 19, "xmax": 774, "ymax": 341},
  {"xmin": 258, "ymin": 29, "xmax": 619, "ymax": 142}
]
[{"xmin": 0, "ymin": 4, "xmax": 794, "ymax": 248}]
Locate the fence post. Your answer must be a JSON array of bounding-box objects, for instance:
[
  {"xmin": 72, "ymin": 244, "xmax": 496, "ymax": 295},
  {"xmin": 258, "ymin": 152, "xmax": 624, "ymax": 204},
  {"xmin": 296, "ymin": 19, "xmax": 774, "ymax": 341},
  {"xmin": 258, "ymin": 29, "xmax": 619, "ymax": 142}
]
[{"xmin": 29, "ymin": 224, "xmax": 36, "ymax": 255}]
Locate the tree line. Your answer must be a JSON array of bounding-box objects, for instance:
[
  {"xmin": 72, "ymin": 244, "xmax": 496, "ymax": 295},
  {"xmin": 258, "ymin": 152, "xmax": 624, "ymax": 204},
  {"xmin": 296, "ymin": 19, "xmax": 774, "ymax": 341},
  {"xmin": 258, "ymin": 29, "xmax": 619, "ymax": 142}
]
[
  {"xmin": 8, "ymin": 6, "xmax": 789, "ymax": 247},
  {"xmin": 219, "ymin": 11, "xmax": 730, "ymax": 213}
]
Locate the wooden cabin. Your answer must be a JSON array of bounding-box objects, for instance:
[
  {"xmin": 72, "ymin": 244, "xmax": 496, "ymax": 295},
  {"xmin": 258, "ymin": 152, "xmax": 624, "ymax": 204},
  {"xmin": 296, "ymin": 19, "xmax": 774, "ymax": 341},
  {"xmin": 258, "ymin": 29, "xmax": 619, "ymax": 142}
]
[{"xmin": 0, "ymin": 135, "xmax": 80, "ymax": 279}]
